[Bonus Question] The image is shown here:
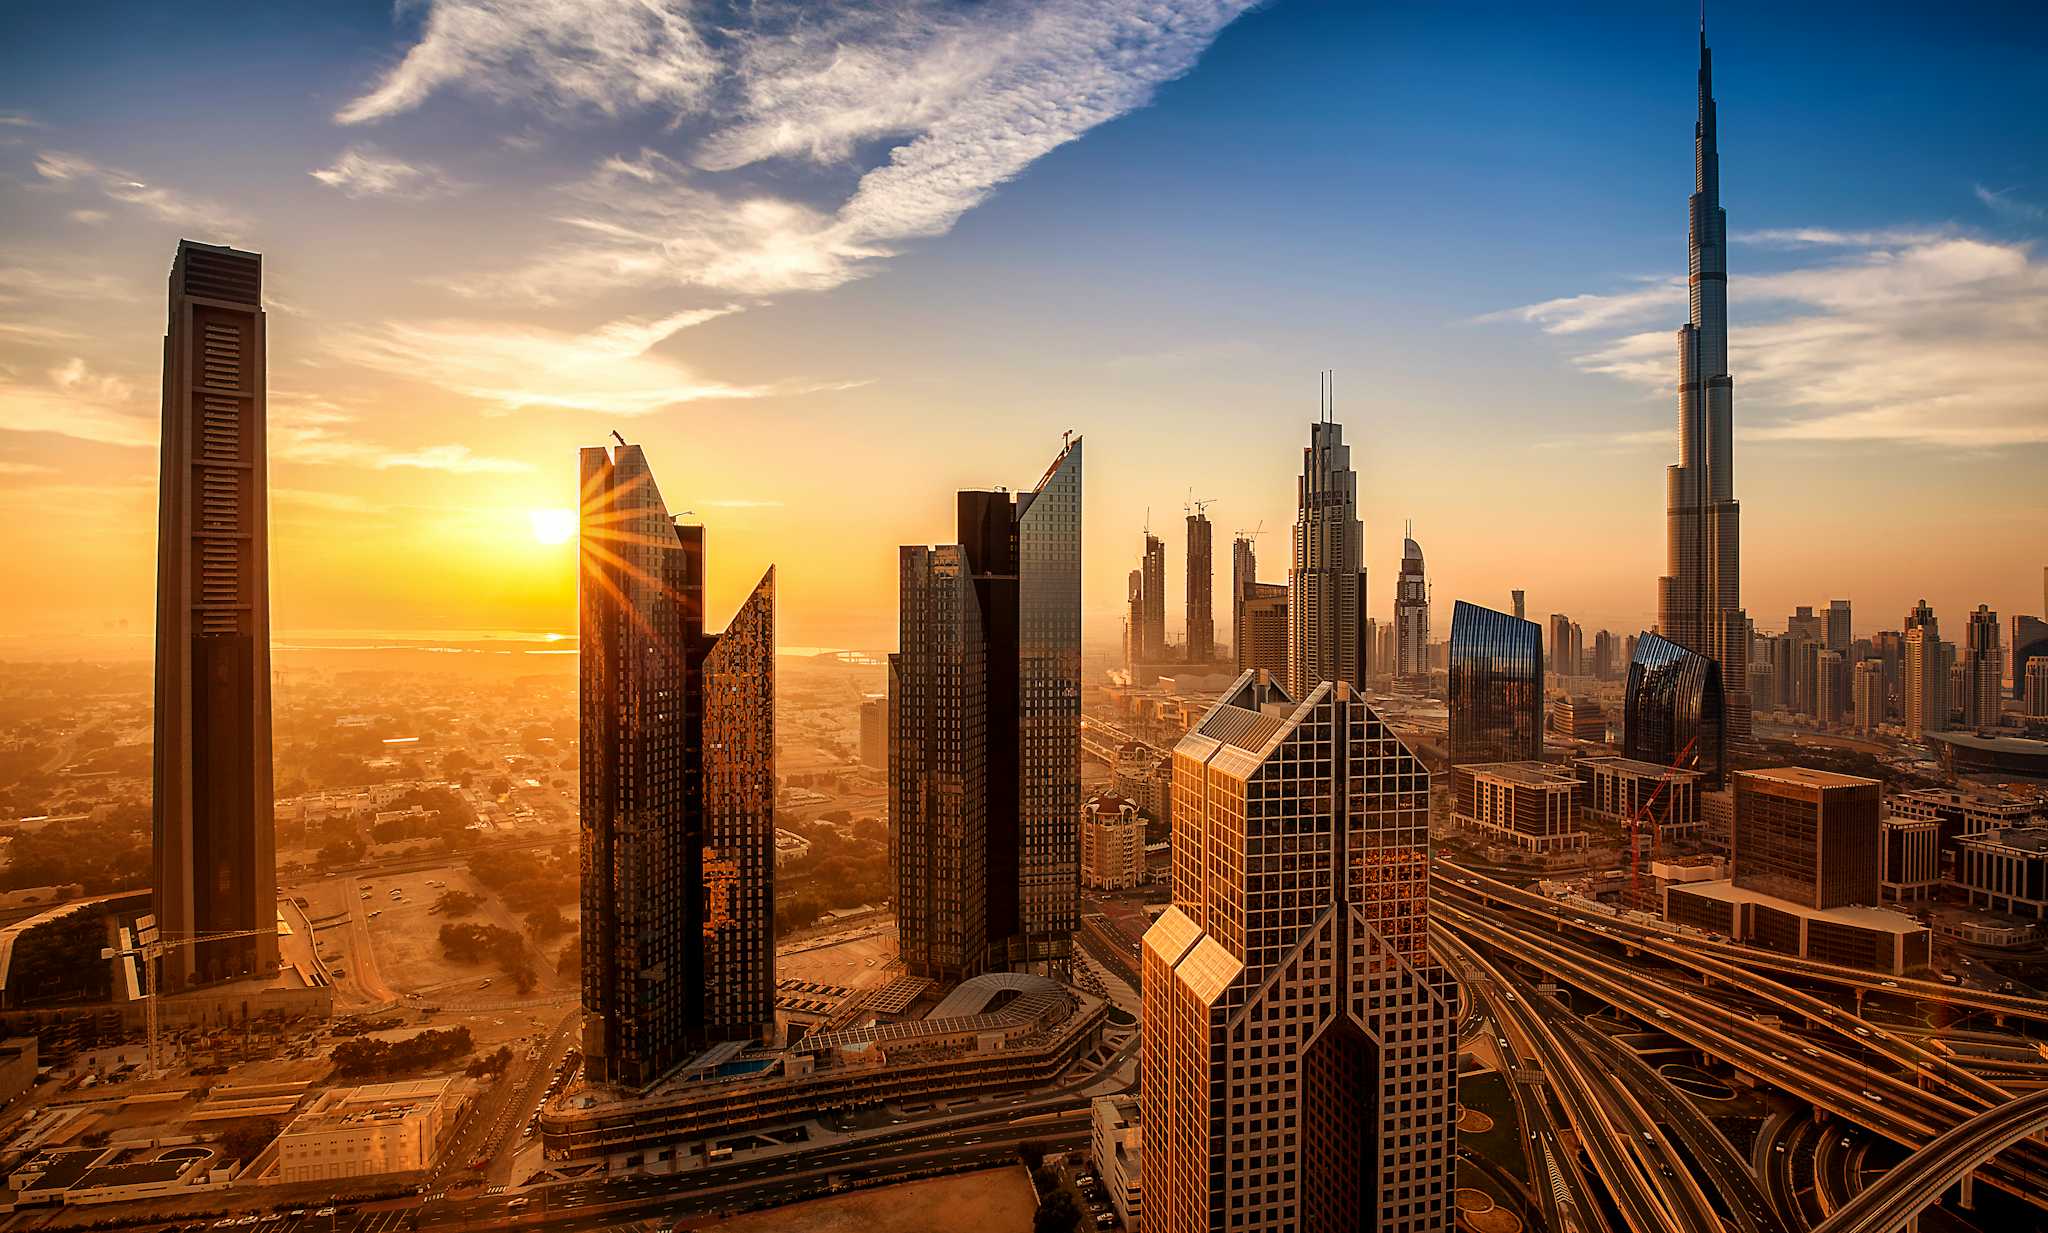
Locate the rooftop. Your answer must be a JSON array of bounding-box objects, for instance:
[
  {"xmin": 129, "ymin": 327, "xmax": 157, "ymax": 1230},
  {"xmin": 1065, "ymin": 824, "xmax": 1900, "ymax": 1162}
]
[
  {"xmin": 1958, "ymin": 826, "xmax": 2048, "ymax": 855},
  {"xmin": 1461, "ymin": 760, "xmax": 1582, "ymax": 789},
  {"xmin": 1741, "ymin": 766, "xmax": 1879, "ymax": 791},
  {"xmin": 1669, "ymin": 880, "xmax": 1927, "ymax": 935},
  {"xmin": 1576, "ymin": 755, "xmax": 1704, "ymax": 782}
]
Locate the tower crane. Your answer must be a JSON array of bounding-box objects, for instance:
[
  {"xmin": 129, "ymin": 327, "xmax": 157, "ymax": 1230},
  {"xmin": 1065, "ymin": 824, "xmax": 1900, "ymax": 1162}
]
[
  {"xmin": 103, "ymin": 917, "xmax": 274, "ymax": 1079},
  {"xmin": 1623, "ymin": 735, "xmax": 1698, "ymax": 906},
  {"xmin": 1184, "ymin": 490, "xmax": 1217, "ymax": 519}
]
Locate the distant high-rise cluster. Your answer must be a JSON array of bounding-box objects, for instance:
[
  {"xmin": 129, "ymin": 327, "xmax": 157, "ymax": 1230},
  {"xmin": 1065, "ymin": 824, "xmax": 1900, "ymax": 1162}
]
[
  {"xmin": 152, "ymin": 240, "xmax": 281, "ymax": 991},
  {"xmin": 1656, "ymin": 31, "xmax": 1750, "ymax": 746},
  {"xmin": 1288, "ymin": 386, "xmax": 1368, "ymax": 697},
  {"xmin": 1141, "ymin": 674, "xmax": 1455, "ymax": 1232},
  {"xmin": 1394, "ymin": 526, "xmax": 1429, "ymax": 685},
  {"xmin": 892, "ymin": 438, "xmax": 1082, "ymax": 977},
  {"xmin": 579, "ymin": 442, "xmax": 776, "ymax": 1087}
]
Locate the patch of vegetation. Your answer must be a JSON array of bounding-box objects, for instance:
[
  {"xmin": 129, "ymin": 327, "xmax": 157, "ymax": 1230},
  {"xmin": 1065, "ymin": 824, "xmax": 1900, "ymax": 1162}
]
[
  {"xmin": 331, "ymin": 1026, "xmax": 474, "ymax": 1077},
  {"xmin": 10, "ymin": 909, "xmax": 113, "ymax": 1005}
]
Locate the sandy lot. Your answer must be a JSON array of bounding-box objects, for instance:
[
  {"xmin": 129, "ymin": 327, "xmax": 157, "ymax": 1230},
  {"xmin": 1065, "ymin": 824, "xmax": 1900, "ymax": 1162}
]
[
  {"xmin": 692, "ymin": 1167, "xmax": 1035, "ymax": 1233},
  {"xmin": 778, "ymin": 924, "xmax": 897, "ymax": 997}
]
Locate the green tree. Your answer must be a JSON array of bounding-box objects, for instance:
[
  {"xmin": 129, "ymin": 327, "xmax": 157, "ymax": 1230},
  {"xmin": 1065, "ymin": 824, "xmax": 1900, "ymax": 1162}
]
[
  {"xmin": 1034, "ymin": 1190, "xmax": 1083, "ymax": 1233},
  {"xmin": 220, "ymin": 1118, "xmax": 282, "ymax": 1165}
]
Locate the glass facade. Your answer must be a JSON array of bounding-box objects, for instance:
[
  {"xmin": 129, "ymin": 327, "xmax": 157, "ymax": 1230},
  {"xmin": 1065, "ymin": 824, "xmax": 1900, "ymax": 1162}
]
[
  {"xmin": 1447, "ymin": 601, "xmax": 1544, "ymax": 765},
  {"xmin": 1623, "ymin": 630, "xmax": 1726, "ymax": 790},
  {"xmin": 579, "ymin": 443, "xmax": 775, "ymax": 1088}
]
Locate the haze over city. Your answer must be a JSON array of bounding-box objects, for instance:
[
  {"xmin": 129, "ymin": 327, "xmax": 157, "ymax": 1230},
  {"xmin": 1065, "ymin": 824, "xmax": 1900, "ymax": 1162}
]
[{"xmin": 3, "ymin": 1, "xmax": 2042, "ymax": 652}]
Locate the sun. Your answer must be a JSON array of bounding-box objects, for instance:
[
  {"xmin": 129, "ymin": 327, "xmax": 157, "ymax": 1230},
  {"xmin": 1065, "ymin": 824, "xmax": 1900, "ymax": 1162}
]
[{"xmin": 528, "ymin": 508, "xmax": 576, "ymax": 546}]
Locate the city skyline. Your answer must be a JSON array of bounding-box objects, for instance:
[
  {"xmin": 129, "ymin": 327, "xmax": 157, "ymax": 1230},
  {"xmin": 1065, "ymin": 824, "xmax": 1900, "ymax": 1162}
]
[{"xmin": 3, "ymin": 3, "xmax": 2045, "ymax": 654}]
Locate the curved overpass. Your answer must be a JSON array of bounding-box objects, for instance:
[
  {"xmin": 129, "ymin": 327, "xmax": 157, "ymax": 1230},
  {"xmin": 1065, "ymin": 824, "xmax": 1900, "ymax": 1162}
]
[{"xmin": 1812, "ymin": 1087, "xmax": 2048, "ymax": 1233}]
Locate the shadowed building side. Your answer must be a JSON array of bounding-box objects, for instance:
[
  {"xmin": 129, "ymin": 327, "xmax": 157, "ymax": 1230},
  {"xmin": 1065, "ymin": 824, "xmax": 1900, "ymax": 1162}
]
[
  {"xmin": 152, "ymin": 240, "xmax": 279, "ymax": 990},
  {"xmin": 1448, "ymin": 601, "xmax": 1544, "ymax": 766}
]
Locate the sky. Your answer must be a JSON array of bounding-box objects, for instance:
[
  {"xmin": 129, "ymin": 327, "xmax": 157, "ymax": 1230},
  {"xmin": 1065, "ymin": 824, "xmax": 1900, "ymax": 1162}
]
[{"xmin": 1, "ymin": 0, "xmax": 2044, "ymax": 655}]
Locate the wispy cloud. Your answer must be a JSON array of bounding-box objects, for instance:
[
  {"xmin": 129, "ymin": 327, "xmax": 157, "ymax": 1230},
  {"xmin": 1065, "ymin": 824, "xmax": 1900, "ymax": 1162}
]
[
  {"xmin": 376, "ymin": 444, "xmax": 531, "ymax": 474},
  {"xmin": 1476, "ymin": 278, "xmax": 1686, "ymax": 335},
  {"xmin": 336, "ymin": 0, "xmax": 717, "ymax": 125},
  {"xmin": 326, "ymin": 306, "xmax": 770, "ymax": 415},
  {"xmin": 1974, "ymin": 183, "xmax": 2047, "ymax": 225},
  {"xmin": 0, "ymin": 112, "xmax": 41, "ymax": 128},
  {"xmin": 0, "ymin": 262, "xmax": 138, "ymax": 307},
  {"xmin": 1734, "ymin": 226, "xmax": 1955, "ymax": 249},
  {"xmin": 311, "ymin": 146, "xmax": 459, "ymax": 198},
  {"xmin": 0, "ymin": 358, "xmax": 154, "ymax": 447},
  {"xmin": 32, "ymin": 151, "xmax": 241, "ymax": 228},
  {"xmin": 1490, "ymin": 231, "xmax": 2048, "ymax": 448},
  {"xmin": 271, "ymin": 393, "xmax": 531, "ymax": 473}
]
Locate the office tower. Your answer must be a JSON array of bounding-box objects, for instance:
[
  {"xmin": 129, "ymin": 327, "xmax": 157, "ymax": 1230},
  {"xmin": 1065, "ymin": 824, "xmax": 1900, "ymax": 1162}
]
[
  {"xmin": 1449, "ymin": 601, "xmax": 1545, "ymax": 765},
  {"xmin": 1593, "ymin": 629, "xmax": 1618, "ymax": 681},
  {"xmin": 1548, "ymin": 615, "xmax": 1570, "ymax": 677},
  {"xmin": 1874, "ymin": 629, "xmax": 1906, "ymax": 719},
  {"xmin": 1231, "ymin": 533, "xmax": 1257, "ymax": 668},
  {"xmin": 1624, "ymin": 631, "xmax": 1726, "ymax": 790},
  {"xmin": 1904, "ymin": 600, "xmax": 1946, "ymax": 741},
  {"xmin": 1372, "ymin": 620, "xmax": 1396, "ymax": 681},
  {"xmin": 1825, "ymin": 600, "xmax": 1852, "ymax": 653},
  {"xmin": 1125, "ymin": 568, "xmax": 1144, "ymax": 673},
  {"xmin": 1394, "ymin": 526, "xmax": 1430, "ymax": 684},
  {"xmin": 1186, "ymin": 508, "xmax": 1214, "ymax": 663},
  {"xmin": 1783, "ymin": 606, "xmax": 1820, "ymax": 643},
  {"xmin": 1944, "ymin": 644, "xmax": 1962, "ymax": 722},
  {"xmin": 152, "ymin": 240, "xmax": 279, "ymax": 991},
  {"xmin": 1748, "ymin": 660, "xmax": 1776, "ymax": 714},
  {"xmin": 1814, "ymin": 649, "xmax": 1845, "ymax": 726},
  {"xmin": 1288, "ymin": 393, "xmax": 1369, "ymax": 697},
  {"xmin": 1732, "ymin": 767, "xmax": 1882, "ymax": 910},
  {"xmin": 1964, "ymin": 605, "xmax": 2001, "ymax": 728},
  {"xmin": 2027, "ymin": 658, "xmax": 2048, "ymax": 719},
  {"xmin": 1238, "ymin": 582, "xmax": 1289, "ymax": 677},
  {"xmin": 859, "ymin": 695, "xmax": 887, "ymax": 769},
  {"xmin": 2011, "ymin": 615, "xmax": 2047, "ymax": 702},
  {"xmin": 1141, "ymin": 533, "xmax": 1167, "ymax": 662},
  {"xmin": 580, "ymin": 442, "xmax": 776, "ymax": 1086},
  {"xmin": 1569, "ymin": 621, "xmax": 1586, "ymax": 679},
  {"xmin": 961, "ymin": 438, "xmax": 1083, "ymax": 970},
  {"xmin": 1853, "ymin": 659, "xmax": 1884, "ymax": 732},
  {"xmin": 1141, "ymin": 674, "xmax": 1455, "ymax": 1233},
  {"xmin": 1656, "ymin": 31, "xmax": 1750, "ymax": 745},
  {"xmin": 1512, "ymin": 589, "xmax": 1526, "ymax": 621},
  {"xmin": 1624, "ymin": 631, "xmax": 1639, "ymax": 668},
  {"xmin": 893, "ymin": 545, "xmax": 988, "ymax": 981}
]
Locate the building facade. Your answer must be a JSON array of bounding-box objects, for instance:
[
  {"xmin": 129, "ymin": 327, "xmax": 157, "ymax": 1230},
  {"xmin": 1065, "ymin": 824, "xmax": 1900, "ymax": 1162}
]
[
  {"xmin": 1447, "ymin": 601, "xmax": 1544, "ymax": 766},
  {"xmin": 2013, "ymin": 614, "xmax": 2048, "ymax": 703},
  {"xmin": 1549, "ymin": 696, "xmax": 1607, "ymax": 743},
  {"xmin": 1451, "ymin": 762, "xmax": 1587, "ymax": 854},
  {"xmin": 579, "ymin": 442, "xmax": 776, "ymax": 1087},
  {"xmin": 1080, "ymin": 794, "xmax": 1147, "ymax": 891},
  {"xmin": 1231, "ymin": 534, "xmax": 1257, "ymax": 669},
  {"xmin": 1655, "ymin": 32, "xmax": 1751, "ymax": 746},
  {"xmin": 1904, "ymin": 600, "xmax": 1947, "ymax": 741},
  {"xmin": 1963, "ymin": 605, "xmax": 2002, "ymax": 728},
  {"xmin": 1287, "ymin": 404, "xmax": 1369, "ymax": 697},
  {"xmin": 1141, "ymin": 533, "xmax": 1167, "ymax": 663},
  {"xmin": 152, "ymin": 240, "xmax": 280, "ymax": 991},
  {"xmin": 1091, "ymin": 1094, "xmax": 1143, "ymax": 1233},
  {"xmin": 1957, "ymin": 827, "xmax": 2048, "ymax": 920},
  {"xmin": 1853, "ymin": 659, "xmax": 1885, "ymax": 732},
  {"xmin": 1237, "ymin": 582, "xmax": 1289, "ymax": 678},
  {"xmin": 1577, "ymin": 755, "xmax": 1704, "ymax": 845},
  {"xmin": 1731, "ymin": 767, "xmax": 1880, "ymax": 910},
  {"xmin": 1624, "ymin": 631, "xmax": 1727, "ymax": 790},
  {"xmin": 1879, "ymin": 815, "xmax": 1940, "ymax": 904},
  {"xmin": 1394, "ymin": 531, "xmax": 1429, "ymax": 685},
  {"xmin": 276, "ymin": 1079, "xmax": 455, "ymax": 1184},
  {"xmin": 1141, "ymin": 673, "xmax": 1455, "ymax": 1233},
  {"xmin": 2029, "ymin": 658, "xmax": 2048, "ymax": 719},
  {"xmin": 1186, "ymin": 511, "xmax": 1215, "ymax": 664}
]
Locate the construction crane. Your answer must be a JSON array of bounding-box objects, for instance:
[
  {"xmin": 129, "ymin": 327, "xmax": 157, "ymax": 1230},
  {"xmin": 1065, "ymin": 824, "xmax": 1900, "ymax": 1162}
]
[
  {"xmin": 102, "ymin": 917, "xmax": 274, "ymax": 1079},
  {"xmin": 1184, "ymin": 489, "xmax": 1217, "ymax": 519},
  {"xmin": 1623, "ymin": 736, "xmax": 1698, "ymax": 905}
]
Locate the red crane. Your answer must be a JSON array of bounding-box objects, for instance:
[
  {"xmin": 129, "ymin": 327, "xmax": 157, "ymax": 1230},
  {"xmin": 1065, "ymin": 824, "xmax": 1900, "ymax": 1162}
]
[{"xmin": 1625, "ymin": 735, "xmax": 1698, "ymax": 905}]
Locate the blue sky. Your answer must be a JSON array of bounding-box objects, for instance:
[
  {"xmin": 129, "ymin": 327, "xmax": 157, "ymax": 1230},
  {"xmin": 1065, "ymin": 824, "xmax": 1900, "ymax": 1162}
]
[{"xmin": 1, "ymin": 1, "xmax": 2043, "ymax": 649}]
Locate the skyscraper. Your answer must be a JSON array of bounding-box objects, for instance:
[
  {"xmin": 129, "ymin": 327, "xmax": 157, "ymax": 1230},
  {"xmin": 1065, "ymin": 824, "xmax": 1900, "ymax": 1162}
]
[
  {"xmin": 1825, "ymin": 599, "xmax": 1853, "ymax": 654},
  {"xmin": 1230, "ymin": 533, "xmax": 1257, "ymax": 668},
  {"xmin": 1141, "ymin": 673, "xmax": 1455, "ymax": 1232},
  {"xmin": 1288, "ymin": 388, "xmax": 1368, "ymax": 697},
  {"xmin": 1853, "ymin": 659, "xmax": 1885, "ymax": 732},
  {"xmin": 1141, "ymin": 532, "xmax": 1167, "ymax": 663},
  {"xmin": 1449, "ymin": 601, "xmax": 1545, "ymax": 765},
  {"xmin": 1185, "ymin": 507, "xmax": 1214, "ymax": 663},
  {"xmin": 1394, "ymin": 526, "xmax": 1429, "ymax": 685},
  {"xmin": 1125, "ymin": 568, "xmax": 1144, "ymax": 674},
  {"xmin": 1963, "ymin": 605, "xmax": 2002, "ymax": 728},
  {"xmin": 1656, "ymin": 29, "xmax": 1750, "ymax": 746},
  {"xmin": 1625, "ymin": 631, "xmax": 1727, "ymax": 790},
  {"xmin": 579, "ymin": 442, "xmax": 776, "ymax": 1086},
  {"xmin": 2011, "ymin": 615, "xmax": 2048, "ymax": 703},
  {"xmin": 1511, "ymin": 589, "xmax": 1526, "ymax": 621},
  {"xmin": 896, "ymin": 437, "xmax": 1082, "ymax": 975},
  {"xmin": 152, "ymin": 240, "xmax": 279, "ymax": 991},
  {"xmin": 1815, "ymin": 649, "xmax": 1845, "ymax": 726},
  {"xmin": 1904, "ymin": 600, "xmax": 1946, "ymax": 741},
  {"xmin": 1732, "ymin": 767, "xmax": 1881, "ymax": 910},
  {"xmin": 1237, "ymin": 582, "xmax": 1288, "ymax": 677}
]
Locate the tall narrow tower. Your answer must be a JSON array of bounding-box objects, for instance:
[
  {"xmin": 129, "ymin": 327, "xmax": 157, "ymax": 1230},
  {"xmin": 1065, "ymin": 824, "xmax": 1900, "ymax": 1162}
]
[
  {"xmin": 1656, "ymin": 25, "xmax": 1751, "ymax": 744},
  {"xmin": 1141, "ymin": 532, "xmax": 1167, "ymax": 663},
  {"xmin": 152, "ymin": 240, "xmax": 279, "ymax": 991},
  {"xmin": 1394, "ymin": 522, "xmax": 1430, "ymax": 685},
  {"xmin": 1288, "ymin": 375, "xmax": 1368, "ymax": 697},
  {"xmin": 1230, "ymin": 533, "xmax": 1257, "ymax": 669},
  {"xmin": 1185, "ymin": 505, "xmax": 1214, "ymax": 664}
]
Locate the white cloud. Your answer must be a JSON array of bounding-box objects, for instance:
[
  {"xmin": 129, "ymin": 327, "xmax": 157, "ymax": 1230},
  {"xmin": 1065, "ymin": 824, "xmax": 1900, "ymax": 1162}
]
[
  {"xmin": 0, "ymin": 358, "xmax": 153, "ymax": 447},
  {"xmin": 311, "ymin": 146, "xmax": 458, "ymax": 198},
  {"xmin": 1734, "ymin": 226, "xmax": 1955, "ymax": 249},
  {"xmin": 336, "ymin": 0, "xmax": 717, "ymax": 125},
  {"xmin": 271, "ymin": 393, "xmax": 532, "ymax": 472},
  {"xmin": 326, "ymin": 306, "xmax": 769, "ymax": 414},
  {"xmin": 1974, "ymin": 184, "xmax": 2047, "ymax": 225},
  {"xmin": 1477, "ymin": 279, "xmax": 1685, "ymax": 335},
  {"xmin": 68, "ymin": 209, "xmax": 110, "ymax": 226},
  {"xmin": 376, "ymin": 444, "xmax": 532, "ymax": 474},
  {"xmin": 0, "ymin": 262, "xmax": 138, "ymax": 306},
  {"xmin": 1491, "ymin": 232, "xmax": 2048, "ymax": 448},
  {"xmin": 32, "ymin": 151, "xmax": 240, "ymax": 228},
  {"xmin": 0, "ymin": 113, "xmax": 39, "ymax": 128}
]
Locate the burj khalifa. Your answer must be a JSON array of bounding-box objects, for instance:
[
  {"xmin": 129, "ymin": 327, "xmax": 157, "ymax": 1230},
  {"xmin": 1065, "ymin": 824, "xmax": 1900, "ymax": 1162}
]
[{"xmin": 1656, "ymin": 25, "xmax": 1750, "ymax": 743}]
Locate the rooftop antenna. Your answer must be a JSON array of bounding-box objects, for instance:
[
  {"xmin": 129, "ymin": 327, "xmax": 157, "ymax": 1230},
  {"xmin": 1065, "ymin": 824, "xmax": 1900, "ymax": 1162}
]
[{"xmin": 610, "ymin": 429, "xmax": 627, "ymax": 447}]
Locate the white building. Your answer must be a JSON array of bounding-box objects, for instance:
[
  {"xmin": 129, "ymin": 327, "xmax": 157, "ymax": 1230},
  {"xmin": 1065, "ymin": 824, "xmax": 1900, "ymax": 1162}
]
[
  {"xmin": 1081, "ymin": 794, "xmax": 1147, "ymax": 891},
  {"xmin": 275, "ymin": 1078, "xmax": 455, "ymax": 1184},
  {"xmin": 1091, "ymin": 1094, "xmax": 1141, "ymax": 1230}
]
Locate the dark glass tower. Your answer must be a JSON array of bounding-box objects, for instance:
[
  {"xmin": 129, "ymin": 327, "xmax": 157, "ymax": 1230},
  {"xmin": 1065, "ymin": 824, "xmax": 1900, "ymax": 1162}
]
[
  {"xmin": 1185, "ymin": 509, "xmax": 1214, "ymax": 663},
  {"xmin": 1447, "ymin": 601, "xmax": 1544, "ymax": 766},
  {"xmin": 152, "ymin": 240, "xmax": 279, "ymax": 990},
  {"xmin": 1624, "ymin": 631, "xmax": 1727, "ymax": 790},
  {"xmin": 579, "ymin": 442, "xmax": 775, "ymax": 1087},
  {"xmin": 1288, "ymin": 391, "xmax": 1368, "ymax": 697}
]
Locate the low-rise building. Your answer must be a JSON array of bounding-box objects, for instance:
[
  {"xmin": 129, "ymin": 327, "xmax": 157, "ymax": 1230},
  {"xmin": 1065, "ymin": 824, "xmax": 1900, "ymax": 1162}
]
[
  {"xmin": 275, "ymin": 1078, "xmax": 456, "ymax": 1184},
  {"xmin": 1549, "ymin": 696, "xmax": 1607, "ymax": 743},
  {"xmin": 1880, "ymin": 815, "xmax": 1940, "ymax": 904},
  {"xmin": 1577, "ymin": 756, "xmax": 1704, "ymax": 845},
  {"xmin": 1110, "ymin": 743, "xmax": 1172, "ymax": 821},
  {"xmin": 1663, "ymin": 880, "xmax": 1930, "ymax": 973},
  {"xmin": 1956, "ymin": 826, "xmax": 2048, "ymax": 921},
  {"xmin": 1080, "ymin": 794, "xmax": 1147, "ymax": 891},
  {"xmin": 1890, "ymin": 786, "xmax": 2040, "ymax": 877},
  {"xmin": 1090, "ymin": 1093, "xmax": 1141, "ymax": 1231},
  {"xmin": 1452, "ymin": 761, "xmax": 1587, "ymax": 854}
]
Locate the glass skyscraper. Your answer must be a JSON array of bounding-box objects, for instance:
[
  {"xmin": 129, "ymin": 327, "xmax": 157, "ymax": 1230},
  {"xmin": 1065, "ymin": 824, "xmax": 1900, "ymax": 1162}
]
[
  {"xmin": 1288, "ymin": 397, "xmax": 1368, "ymax": 697},
  {"xmin": 1447, "ymin": 600, "xmax": 1544, "ymax": 765},
  {"xmin": 579, "ymin": 441, "xmax": 776, "ymax": 1087},
  {"xmin": 1624, "ymin": 631, "xmax": 1727, "ymax": 790}
]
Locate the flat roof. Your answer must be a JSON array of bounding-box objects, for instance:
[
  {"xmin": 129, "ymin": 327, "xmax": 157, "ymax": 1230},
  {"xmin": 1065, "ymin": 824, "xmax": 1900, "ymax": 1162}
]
[
  {"xmin": 1576, "ymin": 755, "xmax": 1704, "ymax": 782},
  {"xmin": 1932, "ymin": 731, "xmax": 2048, "ymax": 754},
  {"xmin": 1669, "ymin": 880, "xmax": 1926, "ymax": 935},
  {"xmin": 1460, "ymin": 760, "xmax": 1582, "ymax": 788},
  {"xmin": 1740, "ymin": 766, "xmax": 1879, "ymax": 790},
  {"xmin": 1958, "ymin": 826, "xmax": 2048, "ymax": 855}
]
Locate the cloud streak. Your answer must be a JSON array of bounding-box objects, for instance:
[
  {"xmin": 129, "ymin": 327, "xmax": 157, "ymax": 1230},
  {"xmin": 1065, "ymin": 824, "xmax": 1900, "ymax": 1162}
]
[
  {"xmin": 1491, "ymin": 232, "xmax": 2048, "ymax": 448},
  {"xmin": 32, "ymin": 151, "xmax": 241, "ymax": 228},
  {"xmin": 311, "ymin": 147, "xmax": 459, "ymax": 198},
  {"xmin": 1975, "ymin": 183, "xmax": 2047, "ymax": 225}
]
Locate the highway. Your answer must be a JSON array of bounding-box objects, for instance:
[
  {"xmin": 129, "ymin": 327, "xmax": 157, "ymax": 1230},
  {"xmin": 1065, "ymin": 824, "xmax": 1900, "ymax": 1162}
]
[{"xmin": 1811, "ymin": 1087, "xmax": 2048, "ymax": 1233}]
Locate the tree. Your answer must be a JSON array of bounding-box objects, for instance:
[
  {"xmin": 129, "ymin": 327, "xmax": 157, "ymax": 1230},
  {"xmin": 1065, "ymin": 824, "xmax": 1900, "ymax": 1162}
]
[
  {"xmin": 525, "ymin": 905, "xmax": 567, "ymax": 939},
  {"xmin": 1034, "ymin": 1190, "xmax": 1083, "ymax": 1233},
  {"xmin": 220, "ymin": 1118, "xmax": 282, "ymax": 1165},
  {"xmin": 434, "ymin": 890, "xmax": 481, "ymax": 916}
]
